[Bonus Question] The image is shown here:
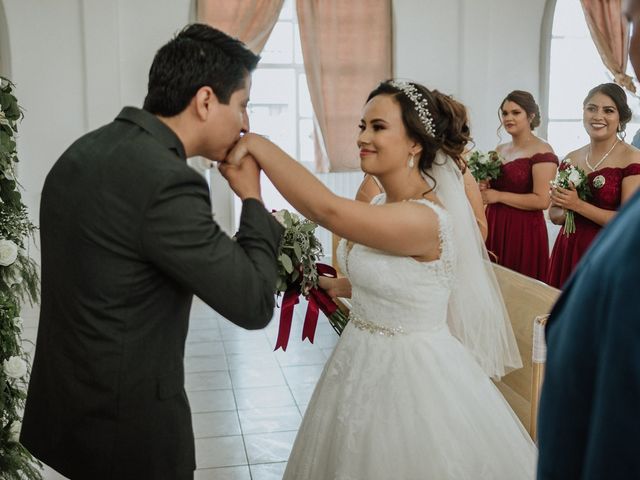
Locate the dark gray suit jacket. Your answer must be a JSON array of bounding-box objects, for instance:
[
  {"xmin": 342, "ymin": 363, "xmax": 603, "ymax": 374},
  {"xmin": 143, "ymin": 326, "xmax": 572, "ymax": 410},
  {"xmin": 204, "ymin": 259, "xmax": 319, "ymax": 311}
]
[
  {"xmin": 21, "ymin": 107, "xmax": 283, "ymax": 479},
  {"xmin": 537, "ymin": 189, "xmax": 640, "ymax": 480}
]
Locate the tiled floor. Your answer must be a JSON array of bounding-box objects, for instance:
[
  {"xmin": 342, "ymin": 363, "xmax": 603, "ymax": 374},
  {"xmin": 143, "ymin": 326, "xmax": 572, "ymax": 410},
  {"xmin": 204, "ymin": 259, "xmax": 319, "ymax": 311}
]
[{"xmin": 21, "ymin": 297, "xmax": 338, "ymax": 480}]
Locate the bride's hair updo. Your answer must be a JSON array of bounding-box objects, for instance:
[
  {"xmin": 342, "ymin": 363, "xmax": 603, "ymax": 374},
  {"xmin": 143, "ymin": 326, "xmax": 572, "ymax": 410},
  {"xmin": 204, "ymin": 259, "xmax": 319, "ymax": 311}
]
[{"xmin": 366, "ymin": 80, "xmax": 472, "ymax": 174}]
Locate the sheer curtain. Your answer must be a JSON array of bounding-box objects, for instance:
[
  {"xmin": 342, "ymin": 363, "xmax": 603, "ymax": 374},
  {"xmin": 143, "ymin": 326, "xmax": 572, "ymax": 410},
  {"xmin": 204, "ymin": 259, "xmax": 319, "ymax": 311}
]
[
  {"xmin": 196, "ymin": 0, "xmax": 284, "ymax": 53},
  {"xmin": 581, "ymin": 0, "xmax": 636, "ymax": 92},
  {"xmin": 296, "ymin": 0, "xmax": 392, "ymax": 172}
]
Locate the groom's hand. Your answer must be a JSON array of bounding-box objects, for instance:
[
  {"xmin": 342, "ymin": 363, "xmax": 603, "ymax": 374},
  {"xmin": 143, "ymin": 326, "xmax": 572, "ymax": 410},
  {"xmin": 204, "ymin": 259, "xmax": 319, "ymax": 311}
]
[
  {"xmin": 218, "ymin": 155, "xmax": 262, "ymax": 202},
  {"xmin": 225, "ymin": 134, "xmax": 253, "ymax": 166}
]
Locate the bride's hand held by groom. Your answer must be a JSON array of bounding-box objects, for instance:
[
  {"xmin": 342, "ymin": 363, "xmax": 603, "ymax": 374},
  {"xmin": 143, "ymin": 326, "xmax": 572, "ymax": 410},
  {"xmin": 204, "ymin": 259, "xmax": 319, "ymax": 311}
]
[
  {"xmin": 225, "ymin": 133, "xmax": 255, "ymax": 166},
  {"xmin": 218, "ymin": 150, "xmax": 262, "ymax": 203}
]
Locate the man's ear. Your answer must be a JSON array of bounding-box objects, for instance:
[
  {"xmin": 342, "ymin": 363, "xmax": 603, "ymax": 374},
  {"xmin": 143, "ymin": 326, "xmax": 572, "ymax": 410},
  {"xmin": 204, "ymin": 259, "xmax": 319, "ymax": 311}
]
[{"xmin": 194, "ymin": 86, "xmax": 219, "ymax": 121}]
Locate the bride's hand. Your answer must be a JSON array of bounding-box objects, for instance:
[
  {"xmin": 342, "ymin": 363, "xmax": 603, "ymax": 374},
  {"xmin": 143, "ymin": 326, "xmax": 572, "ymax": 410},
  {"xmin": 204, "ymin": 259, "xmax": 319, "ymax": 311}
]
[
  {"xmin": 225, "ymin": 135, "xmax": 251, "ymax": 166},
  {"xmin": 225, "ymin": 133, "xmax": 265, "ymax": 166},
  {"xmin": 318, "ymin": 276, "xmax": 352, "ymax": 299}
]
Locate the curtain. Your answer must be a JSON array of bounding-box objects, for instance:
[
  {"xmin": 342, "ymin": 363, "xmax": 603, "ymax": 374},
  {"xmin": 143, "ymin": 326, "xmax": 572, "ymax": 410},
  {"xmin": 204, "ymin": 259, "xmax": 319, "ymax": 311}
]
[
  {"xmin": 581, "ymin": 0, "xmax": 636, "ymax": 92},
  {"xmin": 197, "ymin": 0, "xmax": 284, "ymax": 53},
  {"xmin": 297, "ymin": 0, "xmax": 393, "ymax": 172}
]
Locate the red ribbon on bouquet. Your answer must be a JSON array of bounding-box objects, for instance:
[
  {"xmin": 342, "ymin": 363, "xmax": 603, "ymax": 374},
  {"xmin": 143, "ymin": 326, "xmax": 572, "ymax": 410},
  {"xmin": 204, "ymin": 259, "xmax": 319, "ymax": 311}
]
[{"xmin": 274, "ymin": 263, "xmax": 339, "ymax": 351}]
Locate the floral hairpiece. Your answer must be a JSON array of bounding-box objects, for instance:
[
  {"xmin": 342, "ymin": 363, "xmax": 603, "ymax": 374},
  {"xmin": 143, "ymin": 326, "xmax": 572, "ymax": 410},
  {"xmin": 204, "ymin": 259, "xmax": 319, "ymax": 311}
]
[{"xmin": 389, "ymin": 80, "xmax": 435, "ymax": 137}]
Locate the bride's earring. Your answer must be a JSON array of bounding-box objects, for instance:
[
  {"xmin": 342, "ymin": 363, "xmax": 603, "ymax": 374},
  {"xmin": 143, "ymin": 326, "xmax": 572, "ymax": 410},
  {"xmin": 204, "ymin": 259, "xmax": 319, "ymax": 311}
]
[{"xmin": 408, "ymin": 154, "xmax": 415, "ymax": 168}]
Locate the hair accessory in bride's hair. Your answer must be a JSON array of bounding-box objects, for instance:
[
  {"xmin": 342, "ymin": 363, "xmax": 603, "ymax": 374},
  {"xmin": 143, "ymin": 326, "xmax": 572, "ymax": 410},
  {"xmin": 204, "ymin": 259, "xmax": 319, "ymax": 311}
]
[{"xmin": 389, "ymin": 80, "xmax": 435, "ymax": 137}]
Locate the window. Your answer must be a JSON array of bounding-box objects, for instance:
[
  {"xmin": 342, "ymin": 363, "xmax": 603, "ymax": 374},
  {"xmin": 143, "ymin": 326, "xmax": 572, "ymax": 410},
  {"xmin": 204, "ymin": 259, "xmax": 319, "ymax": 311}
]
[
  {"xmin": 234, "ymin": 0, "xmax": 316, "ymax": 220},
  {"xmin": 547, "ymin": 0, "xmax": 640, "ymax": 158}
]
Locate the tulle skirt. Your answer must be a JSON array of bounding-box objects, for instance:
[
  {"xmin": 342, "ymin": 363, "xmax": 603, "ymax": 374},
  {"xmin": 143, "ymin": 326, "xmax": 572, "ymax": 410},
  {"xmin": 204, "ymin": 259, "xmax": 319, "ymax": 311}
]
[{"xmin": 283, "ymin": 322, "xmax": 537, "ymax": 480}]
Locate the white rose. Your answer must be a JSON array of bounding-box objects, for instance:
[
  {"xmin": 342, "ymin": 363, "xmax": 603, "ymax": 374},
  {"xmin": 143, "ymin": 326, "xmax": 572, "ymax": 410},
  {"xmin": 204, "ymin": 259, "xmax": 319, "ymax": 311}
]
[
  {"xmin": 13, "ymin": 317, "xmax": 23, "ymax": 329},
  {"xmin": 272, "ymin": 210, "xmax": 287, "ymax": 226},
  {"xmin": 9, "ymin": 421, "xmax": 21, "ymax": 442},
  {"xmin": 477, "ymin": 153, "xmax": 489, "ymax": 165},
  {"xmin": 0, "ymin": 110, "xmax": 8, "ymax": 126},
  {"xmin": 0, "ymin": 239, "xmax": 18, "ymax": 266},
  {"xmin": 10, "ymin": 269, "xmax": 23, "ymax": 286},
  {"xmin": 3, "ymin": 356, "xmax": 27, "ymax": 379},
  {"xmin": 568, "ymin": 168, "xmax": 582, "ymax": 187}
]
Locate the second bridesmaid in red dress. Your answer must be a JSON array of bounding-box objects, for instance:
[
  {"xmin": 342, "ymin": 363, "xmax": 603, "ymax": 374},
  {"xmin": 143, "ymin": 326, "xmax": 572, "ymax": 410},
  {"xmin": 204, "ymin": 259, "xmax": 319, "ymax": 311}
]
[
  {"xmin": 481, "ymin": 91, "xmax": 558, "ymax": 282},
  {"xmin": 548, "ymin": 83, "xmax": 640, "ymax": 288}
]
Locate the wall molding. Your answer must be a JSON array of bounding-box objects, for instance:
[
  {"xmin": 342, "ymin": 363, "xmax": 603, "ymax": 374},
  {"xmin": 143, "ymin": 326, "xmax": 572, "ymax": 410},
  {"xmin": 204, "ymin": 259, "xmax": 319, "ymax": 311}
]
[{"xmin": 539, "ymin": 0, "xmax": 557, "ymax": 140}]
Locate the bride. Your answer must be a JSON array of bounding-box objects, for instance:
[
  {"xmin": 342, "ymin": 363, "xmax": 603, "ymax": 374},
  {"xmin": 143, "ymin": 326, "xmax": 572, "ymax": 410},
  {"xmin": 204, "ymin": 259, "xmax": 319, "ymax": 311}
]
[{"xmin": 223, "ymin": 80, "xmax": 536, "ymax": 479}]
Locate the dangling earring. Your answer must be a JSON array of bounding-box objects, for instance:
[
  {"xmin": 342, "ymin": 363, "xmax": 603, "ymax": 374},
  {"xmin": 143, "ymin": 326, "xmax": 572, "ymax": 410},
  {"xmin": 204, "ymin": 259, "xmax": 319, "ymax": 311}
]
[{"xmin": 408, "ymin": 154, "xmax": 415, "ymax": 168}]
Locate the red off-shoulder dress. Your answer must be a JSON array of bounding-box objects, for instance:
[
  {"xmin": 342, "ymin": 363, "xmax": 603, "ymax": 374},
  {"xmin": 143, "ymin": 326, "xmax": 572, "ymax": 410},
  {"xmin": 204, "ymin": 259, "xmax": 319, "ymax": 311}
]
[
  {"xmin": 486, "ymin": 152, "xmax": 559, "ymax": 281},
  {"xmin": 547, "ymin": 163, "xmax": 640, "ymax": 288}
]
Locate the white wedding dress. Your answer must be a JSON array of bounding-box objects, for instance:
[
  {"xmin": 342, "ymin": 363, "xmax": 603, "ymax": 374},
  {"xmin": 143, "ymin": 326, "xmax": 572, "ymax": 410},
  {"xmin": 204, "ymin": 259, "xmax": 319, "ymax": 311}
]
[{"xmin": 283, "ymin": 196, "xmax": 537, "ymax": 480}]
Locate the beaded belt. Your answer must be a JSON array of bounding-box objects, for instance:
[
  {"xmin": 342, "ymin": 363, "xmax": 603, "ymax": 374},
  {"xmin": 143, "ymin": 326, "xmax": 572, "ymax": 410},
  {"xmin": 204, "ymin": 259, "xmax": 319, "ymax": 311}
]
[{"xmin": 349, "ymin": 311, "xmax": 405, "ymax": 337}]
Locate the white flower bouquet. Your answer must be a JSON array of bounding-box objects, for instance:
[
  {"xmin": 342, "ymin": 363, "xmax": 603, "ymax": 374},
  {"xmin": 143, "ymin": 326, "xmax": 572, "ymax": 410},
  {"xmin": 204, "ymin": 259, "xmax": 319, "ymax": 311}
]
[
  {"xmin": 550, "ymin": 158, "xmax": 591, "ymax": 236},
  {"xmin": 273, "ymin": 210, "xmax": 348, "ymax": 350},
  {"xmin": 467, "ymin": 150, "xmax": 503, "ymax": 182}
]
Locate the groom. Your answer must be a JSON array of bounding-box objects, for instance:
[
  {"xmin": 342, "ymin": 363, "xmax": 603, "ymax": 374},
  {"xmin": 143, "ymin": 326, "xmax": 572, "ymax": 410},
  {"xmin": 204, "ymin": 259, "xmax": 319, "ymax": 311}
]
[
  {"xmin": 20, "ymin": 24, "xmax": 283, "ymax": 480},
  {"xmin": 537, "ymin": 3, "xmax": 640, "ymax": 478}
]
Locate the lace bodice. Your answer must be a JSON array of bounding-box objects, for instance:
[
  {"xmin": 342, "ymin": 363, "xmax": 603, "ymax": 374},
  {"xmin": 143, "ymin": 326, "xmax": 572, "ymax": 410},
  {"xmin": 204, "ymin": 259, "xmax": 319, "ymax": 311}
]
[
  {"xmin": 489, "ymin": 152, "xmax": 558, "ymax": 195},
  {"xmin": 337, "ymin": 194, "xmax": 455, "ymax": 334}
]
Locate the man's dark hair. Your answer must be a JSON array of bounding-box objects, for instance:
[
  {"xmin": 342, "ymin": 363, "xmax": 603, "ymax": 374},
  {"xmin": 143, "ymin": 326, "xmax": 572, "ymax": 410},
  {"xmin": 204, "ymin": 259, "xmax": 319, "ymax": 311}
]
[{"xmin": 143, "ymin": 24, "xmax": 260, "ymax": 116}]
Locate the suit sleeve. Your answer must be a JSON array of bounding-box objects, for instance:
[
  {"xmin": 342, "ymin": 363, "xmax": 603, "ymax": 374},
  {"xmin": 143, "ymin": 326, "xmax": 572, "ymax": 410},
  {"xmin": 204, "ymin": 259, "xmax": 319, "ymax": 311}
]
[
  {"xmin": 140, "ymin": 168, "xmax": 284, "ymax": 329},
  {"xmin": 582, "ymin": 262, "xmax": 640, "ymax": 479}
]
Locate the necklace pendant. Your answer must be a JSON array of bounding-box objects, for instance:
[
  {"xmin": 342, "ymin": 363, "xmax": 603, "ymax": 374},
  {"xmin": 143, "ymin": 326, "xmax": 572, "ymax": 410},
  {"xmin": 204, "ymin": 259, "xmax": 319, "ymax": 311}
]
[{"xmin": 592, "ymin": 174, "xmax": 606, "ymax": 189}]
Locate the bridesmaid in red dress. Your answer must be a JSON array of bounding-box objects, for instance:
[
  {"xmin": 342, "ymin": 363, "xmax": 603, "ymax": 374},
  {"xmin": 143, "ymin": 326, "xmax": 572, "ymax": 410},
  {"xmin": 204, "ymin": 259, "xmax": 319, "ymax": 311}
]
[
  {"xmin": 480, "ymin": 91, "xmax": 558, "ymax": 281},
  {"xmin": 548, "ymin": 83, "xmax": 640, "ymax": 288}
]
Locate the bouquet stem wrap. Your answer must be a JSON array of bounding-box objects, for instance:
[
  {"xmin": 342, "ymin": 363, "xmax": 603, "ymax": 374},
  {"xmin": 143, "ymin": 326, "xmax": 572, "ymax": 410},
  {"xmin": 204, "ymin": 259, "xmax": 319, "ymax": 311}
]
[{"xmin": 275, "ymin": 263, "xmax": 347, "ymax": 351}]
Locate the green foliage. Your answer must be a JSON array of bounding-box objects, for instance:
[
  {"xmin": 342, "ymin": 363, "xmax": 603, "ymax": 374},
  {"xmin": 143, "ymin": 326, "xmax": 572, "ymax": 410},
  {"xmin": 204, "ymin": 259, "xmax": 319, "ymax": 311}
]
[
  {"xmin": 467, "ymin": 150, "xmax": 503, "ymax": 182},
  {"xmin": 552, "ymin": 157, "xmax": 592, "ymax": 237},
  {"xmin": 0, "ymin": 76, "xmax": 42, "ymax": 479},
  {"xmin": 273, "ymin": 210, "xmax": 324, "ymax": 295}
]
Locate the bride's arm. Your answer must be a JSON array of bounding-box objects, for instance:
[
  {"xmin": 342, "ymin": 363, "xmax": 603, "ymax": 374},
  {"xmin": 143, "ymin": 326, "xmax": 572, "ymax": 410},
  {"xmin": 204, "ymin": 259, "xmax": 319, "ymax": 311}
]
[
  {"xmin": 462, "ymin": 169, "xmax": 488, "ymax": 241},
  {"xmin": 225, "ymin": 134, "xmax": 439, "ymax": 258}
]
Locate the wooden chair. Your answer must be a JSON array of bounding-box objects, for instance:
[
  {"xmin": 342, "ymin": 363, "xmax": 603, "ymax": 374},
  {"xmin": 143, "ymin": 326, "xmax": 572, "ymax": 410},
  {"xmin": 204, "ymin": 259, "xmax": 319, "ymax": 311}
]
[{"xmin": 491, "ymin": 264, "xmax": 560, "ymax": 440}]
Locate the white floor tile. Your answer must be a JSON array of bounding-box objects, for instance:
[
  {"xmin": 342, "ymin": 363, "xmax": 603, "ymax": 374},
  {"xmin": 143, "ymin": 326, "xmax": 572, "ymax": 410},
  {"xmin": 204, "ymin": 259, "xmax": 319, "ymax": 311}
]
[
  {"xmin": 193, "ymin": 410, "xmax": 241, "ymax": 438},
  {"xmin": 244, "ymin": 431, "xmax": 297, "ymax": 464},
  {"xmin": 250, "ymin": 462, "xmax": 287, "ymax": 480},
  {"xmin": 229, "ymin": 368, "xmax": 286, "ymax": 389},
  {"xmin": 188, "ymin": 389, "xmax": 236, "ymax": 413},
  {"xmin": 234, "ymin": 386, "xmax": 295, "ymax": 410},
  {"xmin": 186, "ymin": 371, "xmax": 232, "ymax": 391},
  {"xmin": 195, "ymin": 466, "xmax": 251, "ymax": 480},
  {"xmin": 238, "ymin": 406, "xmax": 301, "ymax": 434},
  {"xmin": 195, "ymin": 436, "xmax": 247, "ymax": 469}
]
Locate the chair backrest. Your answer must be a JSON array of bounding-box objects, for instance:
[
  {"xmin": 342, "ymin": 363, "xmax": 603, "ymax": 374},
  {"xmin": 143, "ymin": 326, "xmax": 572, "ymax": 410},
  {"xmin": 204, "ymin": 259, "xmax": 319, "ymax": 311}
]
[{"xmin": 491, "ymin": 264, "xmax": 560, "ymax": 440}]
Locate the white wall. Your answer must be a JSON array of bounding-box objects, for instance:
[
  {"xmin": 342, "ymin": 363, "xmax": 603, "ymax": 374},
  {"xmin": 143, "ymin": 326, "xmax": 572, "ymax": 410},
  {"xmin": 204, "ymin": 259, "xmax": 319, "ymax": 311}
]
[
  {"xmin": 393, "ymin": 0, "xmax": 548, "ymax": 151},
  {"xmin": 1, "ymin": 0, "xmax": 194, "ymax": 237},
  {"xmin": 1, "ymin": 0, "xmax": 550, "ymax": 249}
]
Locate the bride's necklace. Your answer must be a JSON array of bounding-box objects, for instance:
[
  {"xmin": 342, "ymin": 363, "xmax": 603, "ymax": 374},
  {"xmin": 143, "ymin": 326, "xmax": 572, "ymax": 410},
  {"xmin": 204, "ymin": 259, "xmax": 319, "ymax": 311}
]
[{"xmin": 585, "ymin": 139, "xmax": 619, "ymax": 172}]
